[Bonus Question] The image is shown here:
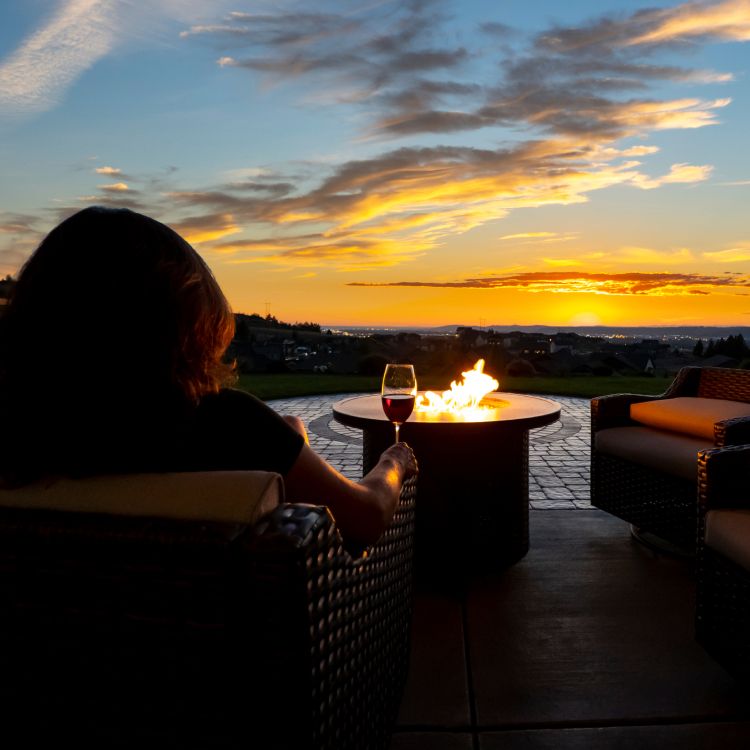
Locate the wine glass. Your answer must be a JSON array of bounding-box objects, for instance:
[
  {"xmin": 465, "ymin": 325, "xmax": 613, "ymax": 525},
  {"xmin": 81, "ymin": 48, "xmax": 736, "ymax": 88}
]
[{"xmin": 381, "ymin": 364, "xmax": 417, "ymax": 443}]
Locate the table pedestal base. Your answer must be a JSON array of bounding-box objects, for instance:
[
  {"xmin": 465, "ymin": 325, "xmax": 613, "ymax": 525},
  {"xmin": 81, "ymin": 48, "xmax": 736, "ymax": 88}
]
[{"xmin": 363, "ymin": 422, "xmax": 529, "ymax": 583}]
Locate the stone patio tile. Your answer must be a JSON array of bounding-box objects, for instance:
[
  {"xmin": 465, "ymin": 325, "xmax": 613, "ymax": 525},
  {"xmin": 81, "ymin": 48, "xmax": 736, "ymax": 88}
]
[
  {"xmin": 266, "ymin": 392, "xmax": 592, "ymax": 509},
  {"xmin": 530, "ymin": 499, "xmax": 577, "ymax": 509}
]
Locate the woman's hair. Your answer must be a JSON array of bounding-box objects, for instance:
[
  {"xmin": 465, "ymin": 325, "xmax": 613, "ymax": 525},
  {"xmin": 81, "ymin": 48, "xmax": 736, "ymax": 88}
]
[{"xmin": 0, "ymin": 206, "xmax": 236, "ymax": 484}]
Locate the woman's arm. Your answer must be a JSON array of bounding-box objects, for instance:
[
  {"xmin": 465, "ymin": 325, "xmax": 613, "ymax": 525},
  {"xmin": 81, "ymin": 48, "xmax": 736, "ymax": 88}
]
[{"xmin": 283, "ymin": 441, "xmax": 417, "ymax": 548}]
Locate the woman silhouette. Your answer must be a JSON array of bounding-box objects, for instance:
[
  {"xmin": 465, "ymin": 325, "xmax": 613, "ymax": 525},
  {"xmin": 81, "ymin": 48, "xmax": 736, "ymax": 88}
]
[{"xmin": 0, "ymin": 206, "xmax": 415, "ymax": 545}]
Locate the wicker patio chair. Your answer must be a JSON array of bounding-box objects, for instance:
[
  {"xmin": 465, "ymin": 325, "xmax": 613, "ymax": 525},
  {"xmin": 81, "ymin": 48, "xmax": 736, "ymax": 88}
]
[
  {"xmin": 0, "ymin": 470, "xmax": 417, "ymax": 749},
  {"xmin": 695, "ymin": 444, "xmax": 750, "ymax": 679},
  {"xmin": 591, "ymin": 366, "xmax": 750, "ymax": 551}
]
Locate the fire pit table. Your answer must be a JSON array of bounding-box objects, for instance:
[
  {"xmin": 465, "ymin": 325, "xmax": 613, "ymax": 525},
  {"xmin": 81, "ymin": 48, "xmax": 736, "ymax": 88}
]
[{"xmin": 333, "ymin": 392, "xmax": 560, "ymax": 579}]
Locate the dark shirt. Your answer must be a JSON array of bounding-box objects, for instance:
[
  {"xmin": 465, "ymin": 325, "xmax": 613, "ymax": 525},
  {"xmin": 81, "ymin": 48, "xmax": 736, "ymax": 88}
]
[
  {"xmin": 0, "ymin": 388, "xmax": 305, "ymax": 486},
  {"xmin": 186, "ymin": 389, "xmax": 305, "ymax": 476}
]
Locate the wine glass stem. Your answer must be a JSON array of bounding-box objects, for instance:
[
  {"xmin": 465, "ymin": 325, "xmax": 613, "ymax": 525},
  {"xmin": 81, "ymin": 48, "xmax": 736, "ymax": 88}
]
[{"xmin": 394, "ymin": 422, "xmax": 400, "ymax": 444}]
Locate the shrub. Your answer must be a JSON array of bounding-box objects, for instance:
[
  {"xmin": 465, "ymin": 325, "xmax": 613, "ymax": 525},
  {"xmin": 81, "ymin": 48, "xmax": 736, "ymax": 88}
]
[
  {"xmin": 357, "ymin": 354, "xmax": 389, "ymax": 376},
  {"xmin": 506, "ymin": 358, "xmax": 536, "ymax": 377}
]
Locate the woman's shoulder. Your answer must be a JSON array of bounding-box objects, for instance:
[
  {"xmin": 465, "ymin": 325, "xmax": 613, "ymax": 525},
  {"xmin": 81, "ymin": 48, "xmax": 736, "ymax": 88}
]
[
  {"xmin": 198, "ymin": 388, "xmax": 266, "ymax": 412},
  {"xmin": 193, "ymin": 388, "xmax": 304, "ymax": 475},
  {"xmin": 195, "ymin": 388, "xmax": 291, "ymax": 430}
]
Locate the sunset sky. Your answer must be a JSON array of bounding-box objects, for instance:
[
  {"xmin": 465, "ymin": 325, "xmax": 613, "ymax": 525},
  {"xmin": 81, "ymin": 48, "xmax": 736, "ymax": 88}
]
[{"xmin": 1, "ymin": 0, "xmax": 750, "ymax": 327}]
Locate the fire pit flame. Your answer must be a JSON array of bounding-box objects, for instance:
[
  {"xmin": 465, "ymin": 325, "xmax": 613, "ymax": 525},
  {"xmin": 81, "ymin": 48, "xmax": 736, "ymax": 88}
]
[{"xmin": 416, "ymin": 359, "xmax": 499, "ymax": 416}]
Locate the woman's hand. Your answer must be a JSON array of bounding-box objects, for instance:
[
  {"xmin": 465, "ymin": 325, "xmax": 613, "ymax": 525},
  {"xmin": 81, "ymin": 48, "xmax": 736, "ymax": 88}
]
[
  {"xmin": 379, "ymin": 442, "xmax": 418, "ymax": 480},
  {"xmin": 283, "ymin": 440, "xmax": 417, "ymax": 548}
]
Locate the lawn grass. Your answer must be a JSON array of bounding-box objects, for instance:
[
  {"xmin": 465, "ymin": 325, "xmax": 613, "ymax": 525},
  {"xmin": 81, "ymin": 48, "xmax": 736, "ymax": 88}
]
[{"xmin": 236, "ymin": 372, "xmax": 673, "ymax": 401}]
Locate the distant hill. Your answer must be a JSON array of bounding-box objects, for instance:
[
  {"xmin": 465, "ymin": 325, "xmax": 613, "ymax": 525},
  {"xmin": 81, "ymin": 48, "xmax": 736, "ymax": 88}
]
[
  {"xmin": 329, "ymin": 323, "xmax": 750, "ymax": 339},
  {"xmin": 469, "ymin": 325, "xmax": 750, "ymax": 339}
]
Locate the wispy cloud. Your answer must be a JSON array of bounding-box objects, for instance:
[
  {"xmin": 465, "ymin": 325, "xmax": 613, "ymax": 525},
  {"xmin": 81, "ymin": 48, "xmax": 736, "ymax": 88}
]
[
  {"xmin": 161, "ymin": 138, "xmax": 711, "ymax": 269},
  {"xmin": 538, "ymin": 0, "xmax": 750, "ymax": 51},
  {"xmin": 95, "ymin": 166, "xmax": 121, "ymax": 175},
  {"xmin": 0, "ymin": 213, "xmax": 41, "ymax": 235},
  {"xmin": 157, "ymin": 0, "xmax": 750, "ymax": 273},
  {"xmin": 0, "ymin": 0, "xmax": 118, "ymax": 117},
  {"xmin": 625, "ymin": 0, "xmax": 750, "ymax": 46},
  {"xmin": 99, "ymin": 182, "xmax": 131, "ymax": 192},
  {"xmin": 93, "ymin": 165, "xmax": 134, "ymax": 180},
  {"xmin": 186, "ymin": 0, "xmax": 741, "ymax": 143},
  {"xmin": 501, "ymin": 232, "xmax": 559, "ymax": 240},
  {"xmin": 631, "ymin": 162, "xmax": 714, "ymax": 189},
  {"xmin": 170, "ymin": 213, "xmax": 241, "ymax": 244},
  {"xmin": 500, "ymin": 231, "xmax": 578, "ymax": 243},
  {"xmin": 0, "ymin": 213, "xmax": 44, "ymax": 275},
  {"xmin": 348, "ymin": 271, "xmax": 750, "ymax": 296},
  {"xmin": 541, "ymin": 246, "xmax": 697, "ymax": 268},
  {"xmin": 0, "ymin": 0, "xmax": 237, "ymax": 119},
  {"xmin": 704, "ymin": 242, "xmax": 750, "ymax": 262},
  {"xmin": 614, "ymin": 246, "xmax": 696, "ymax": 264},
  {"xmin": 183, "ymin": 1, "xmax": 471, "ymax": 117}
]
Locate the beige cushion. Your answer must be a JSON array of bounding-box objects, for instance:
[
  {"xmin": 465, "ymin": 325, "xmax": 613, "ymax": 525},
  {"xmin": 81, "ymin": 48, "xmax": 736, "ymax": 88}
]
[
  {"xmin": 705, "ymin": 509, "xmax": 750, "ymax": 573},
  {"xmin": 630, "ymin": 397, "xmax": 750, "ymax": 441},
  {"xmin": 595, "ymin": 426, "xmax": 711, "ymax": 480},
  {"xmin": 0, "ymin": 471, "xmax": 282, "ymax": 524}
]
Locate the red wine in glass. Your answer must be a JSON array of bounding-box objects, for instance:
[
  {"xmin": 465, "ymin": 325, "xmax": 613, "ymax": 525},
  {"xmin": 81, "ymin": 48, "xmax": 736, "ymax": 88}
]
[
  {"xmin": 382, "ymin": 394, "xmax": 416, "ymax": 424},
  {"xmin": 381, "ymin": 364, "xmax": 417, "ymax": 443}
]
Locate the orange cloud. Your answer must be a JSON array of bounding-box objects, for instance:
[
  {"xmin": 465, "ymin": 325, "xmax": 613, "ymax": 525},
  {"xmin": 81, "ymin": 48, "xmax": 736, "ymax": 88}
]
[
  {"xmin": 167, "ymin": 136, "xmax": 716, "ymax": 270},
  {"xmin": 631, "ymin": 162, "xmax": 713, "ymax": 190},
  {"xmin": 627, "ymin": 0, "xmax": 750, "ymax": 46},
  {"xmin": 349, "ymin": 271, "xmax": 750, "ymax": 296},
  {"xmin": 223, "ymin": 234, "xmax": 430, "ymax": 270},
  {"xmin": 172, "ymin": 213, "xmax": 241, "ymax": 244},
  {"xmin": 610, "ymin": 97, "xmax": 730, "ymax": 134},
  {"xmin": 704, "ymin": 243, "xmax": 750, "ymax": 263}
]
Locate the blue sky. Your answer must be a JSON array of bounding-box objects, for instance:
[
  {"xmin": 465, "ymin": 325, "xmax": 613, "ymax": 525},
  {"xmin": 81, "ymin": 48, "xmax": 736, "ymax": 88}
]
[{"xmin": 2, "ymin": 0, "xmax": 750, "ymax": 326}]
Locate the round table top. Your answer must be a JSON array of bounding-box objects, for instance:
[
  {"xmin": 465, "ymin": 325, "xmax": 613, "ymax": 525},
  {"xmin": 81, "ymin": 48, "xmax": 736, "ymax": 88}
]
[{"xmin": 333, "ymin": 392, "xmax": 561, "ymax": 432}]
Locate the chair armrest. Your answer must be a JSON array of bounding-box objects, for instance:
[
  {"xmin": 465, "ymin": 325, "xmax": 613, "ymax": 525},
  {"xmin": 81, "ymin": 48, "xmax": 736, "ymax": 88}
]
[
  {"xmin": 698, "ymin": 444, "xmax": 750, "ymax": 518},
  {"xmin": 591, "ymin": 393, "xmax": 662, "ymax": 433},
  {"xmin": 251, "ymin": 473, "xmax": 417, "ymax": 559},
  {"xmin": 242, "ymin": 474, "xmax": 417, "ymax": 750},
  {"xmin": 714, "ymin": 415, "xmax": 750, "ymax": 447}
]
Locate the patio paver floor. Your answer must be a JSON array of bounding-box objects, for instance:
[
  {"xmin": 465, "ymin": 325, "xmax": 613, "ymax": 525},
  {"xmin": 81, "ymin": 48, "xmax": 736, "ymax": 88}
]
[
  {"xmin": 267, "ymin": 393, "xmax": 591, "ymax": 508},
  {"xmin": 270, "ymin": 393, "xmax": 750, "ymax": 749}
]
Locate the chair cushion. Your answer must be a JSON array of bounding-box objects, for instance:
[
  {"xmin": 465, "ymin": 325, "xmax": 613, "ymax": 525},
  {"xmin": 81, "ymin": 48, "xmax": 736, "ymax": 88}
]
[
  {"xmin": 630, "ymin": 397, "xmax": 750, "ymax": 441},
  {"xmin": 0, "ymin": 471, "xmax": 282, "ymax": 524},
  {"xmin": 705, "ymin": 509, "xmax": 750, "ymax": 573},
  {"xmin": 595, "ymin": 426, "xmax": 711, "ymax": 480}
]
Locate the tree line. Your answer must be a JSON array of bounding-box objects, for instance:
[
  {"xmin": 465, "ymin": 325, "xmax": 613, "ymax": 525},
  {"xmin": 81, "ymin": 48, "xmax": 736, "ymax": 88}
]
[
  {"xmin": 234, "ymin": 313, "xmax": 321, "ymax": 339},
  {"xmin": 0, "ymin": 275, "xmax": 15, "ymax": 299},
  {"xmin": 693, "ymin": 334, "xmax": 750, "ymax": 360}
]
